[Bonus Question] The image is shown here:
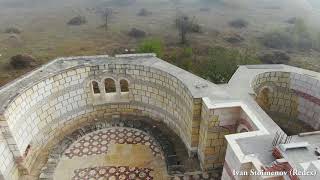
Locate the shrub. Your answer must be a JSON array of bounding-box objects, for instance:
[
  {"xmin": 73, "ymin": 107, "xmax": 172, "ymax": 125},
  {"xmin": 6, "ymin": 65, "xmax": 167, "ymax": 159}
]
[
  {"xmin": 229, "ymin": 19, "xmax": 248, "ymax": 28},
  {"xmin": 225, "ymin": 34, "xmax": 244, "ymax": 44},
  {"xmin": 190, "ymin": 23, "xmax": 202, "ymax": 33},
  {"xmin": 67, "ymin": 16, "xmax": 87, "ymax": 26},
  {"xmin": 261, "ymin": 30, "xmax": 294, "ymax": 49},
  {"xmin": 258, "ymin": 51, "xmax": 290, "ymax": 64},
  {"xmin": 286, "ymin": 17, "xmax": 305, "ymax": 26},
  {"xmin": 286, "ymin": 17, "xmax": 299, "ymax": 24},
  {"xmin": 4, "ymin": 27, "xmax": 21, "ymax": 34},
  {"xmin": 182, "ymin": 47, "xmax": 193, "ymax": 57},
  {"xmin": 199, "ymin": 47, "xmax": 260, "ymax": 83},
  {"xmin": 138, "ymin": 39, "xmax": 164, "ymax": 57},
  {"xmin": 128, "ymin": 28, "xmax": 146, "ymax": 38},
  {"xmin": 10, "ymin": 54, "xmax": 36, "ymax": 69},
  {"xmin": 261, "ymin": 19, "xmax": 314, "ymax": 51},
  {"xmin": 166, "ymin": 47, "xmax": 194, "ymax": 70},
  {"xmin": 164, "ymin": 46, "xmax": 260, "ymax": 84},
  {"xmin": 137, "ymin": 8, "xmax": 152, "ymax": 16}
]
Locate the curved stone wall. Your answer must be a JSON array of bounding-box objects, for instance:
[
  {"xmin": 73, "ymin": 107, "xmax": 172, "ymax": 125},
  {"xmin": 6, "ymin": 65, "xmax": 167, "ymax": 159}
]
[
  {"xmin": 2, "ymin": 63, "xmax": 196, "ymax": 173},
  {"xmin": 252, "ymin": 71, "xmax": 320, "ymax": 134},
  {"xmin": 0, "ymin": 137, "xmax": 18, "ymax": 180}
]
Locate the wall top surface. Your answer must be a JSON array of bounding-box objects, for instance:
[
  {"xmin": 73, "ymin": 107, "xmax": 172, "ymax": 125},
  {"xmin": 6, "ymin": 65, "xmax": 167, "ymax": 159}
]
[
  {"xmin": 0, "ymin": 54, "xmax": 233, "ymax": 115},
  {"xmin": 227, "ymin": 64, "xmax": 320, "ymax": 98}
]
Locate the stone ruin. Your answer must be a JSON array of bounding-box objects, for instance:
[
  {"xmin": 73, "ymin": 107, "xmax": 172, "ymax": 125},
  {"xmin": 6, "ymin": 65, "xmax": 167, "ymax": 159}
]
[{"xmin": 0, "ymin": 54, "xmax": 319, "ymax": 180}]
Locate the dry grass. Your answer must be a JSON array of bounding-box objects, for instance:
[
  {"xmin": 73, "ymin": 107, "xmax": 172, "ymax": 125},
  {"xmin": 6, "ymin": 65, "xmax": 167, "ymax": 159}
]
[{"xmin": 0, "ymin": 0, "xmax": 319, "ymax": 86}]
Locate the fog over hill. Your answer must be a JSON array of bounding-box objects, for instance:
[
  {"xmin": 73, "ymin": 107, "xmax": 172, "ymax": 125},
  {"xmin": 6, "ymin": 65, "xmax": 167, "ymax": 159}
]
[{"xmin": 1, "ymin": 0, "xmax": 320, "ymax": 85}]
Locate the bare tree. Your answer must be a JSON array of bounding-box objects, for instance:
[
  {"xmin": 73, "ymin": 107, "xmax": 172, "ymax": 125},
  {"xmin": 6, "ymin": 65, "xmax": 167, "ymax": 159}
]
[
  {"xmin": 176, "ymin": 16, "xmax": 188, "ymax": 44},
  {"xmin": 175, "ymin": 15, "xmax": 196, "ymax": 44},
  {"xmin": 102, "ymin": 8, "xmax": 113, "ymax": 30}
]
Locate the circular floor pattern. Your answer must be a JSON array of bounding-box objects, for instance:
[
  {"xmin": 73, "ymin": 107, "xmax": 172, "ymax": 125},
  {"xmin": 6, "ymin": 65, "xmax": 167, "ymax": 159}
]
[
  {"xmin": 72, "ymin": 166, "xmax": 153, "ymax": 180},
  {"xmin": 64, "ymin": 127, "xmax": 162, "ymax": 158}
]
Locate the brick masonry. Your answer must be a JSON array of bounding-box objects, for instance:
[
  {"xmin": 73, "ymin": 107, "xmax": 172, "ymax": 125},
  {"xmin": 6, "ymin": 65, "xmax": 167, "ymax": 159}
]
[
  {"xmin": 198, "ymin": 103, "xmax": 258, "ymax": 171},
  {"xmin": 0, "ymin": 59, "xmax": 204, "ymax": 178},
  {"xmin": 253, "ymin": 71, "xmax": 320, "ymax": 131}
]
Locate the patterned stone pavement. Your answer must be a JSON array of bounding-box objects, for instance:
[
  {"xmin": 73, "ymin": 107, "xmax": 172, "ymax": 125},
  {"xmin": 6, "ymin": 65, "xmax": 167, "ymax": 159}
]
[
  {"xmin": 64, "ymin": 127, "xmax": 162, "ymax": 158},
  {"xmin": 73, "ymin": 166, "xmax": 153, "ymax": 180},
  {"xmin": 52, "ymin": 127, "xmax": 167, "ymax": 179}
]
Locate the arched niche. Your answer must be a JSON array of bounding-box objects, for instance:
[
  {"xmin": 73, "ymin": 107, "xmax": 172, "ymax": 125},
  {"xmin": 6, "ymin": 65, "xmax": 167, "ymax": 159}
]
[{"xmin": 104, "ymin": 78, "xmax": 116, "ymax": 93}]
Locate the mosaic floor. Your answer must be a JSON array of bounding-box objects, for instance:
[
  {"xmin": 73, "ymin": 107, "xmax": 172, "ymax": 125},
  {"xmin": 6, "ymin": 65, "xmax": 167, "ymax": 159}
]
[
  {"xmin": 73, "ymin": 166, "xmax": 153, "ymax": 180},
  {"xmin": 53, "ymin": 127, "xmax": 167, "ymax": 180},
  {"xmin": 64, "ymin": 128, "xmax": 162, "ymax": 158}
]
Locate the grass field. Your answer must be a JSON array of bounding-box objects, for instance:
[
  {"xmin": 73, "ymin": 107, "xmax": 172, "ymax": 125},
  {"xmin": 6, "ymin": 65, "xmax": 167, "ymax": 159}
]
[{"xmin": 0, "ymin": 0, "xmax": 320, "ymax": 86}]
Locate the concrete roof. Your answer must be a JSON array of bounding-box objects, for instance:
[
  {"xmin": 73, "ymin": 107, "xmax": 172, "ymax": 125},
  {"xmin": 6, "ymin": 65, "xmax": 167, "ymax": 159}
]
[
  {"xmin": 236, "ymin": 135, "xmax": 276, "ymax": 164},
  {"xmin": 283, "ymin": 134, "xmax": 320, "ymax": 170}
]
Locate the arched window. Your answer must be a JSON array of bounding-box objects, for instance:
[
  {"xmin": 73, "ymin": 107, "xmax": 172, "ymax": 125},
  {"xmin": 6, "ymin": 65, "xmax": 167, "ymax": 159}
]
[
  {"xmin": 257, "ymin": 87, "xmax": 271, "ymax": 110},
  {"xmin": 105, "ymin": 78, "xmax": 116, "ymax": 93},
  {"xmin": 92, "ymin": 81, "xmax": 100, "ymax": 94},
  {"xmin": 120, "ymin": 79, "xmax": 129, "ymax": 92}
]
